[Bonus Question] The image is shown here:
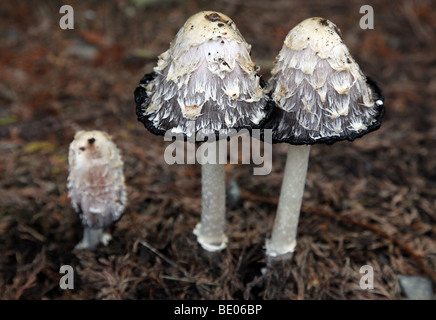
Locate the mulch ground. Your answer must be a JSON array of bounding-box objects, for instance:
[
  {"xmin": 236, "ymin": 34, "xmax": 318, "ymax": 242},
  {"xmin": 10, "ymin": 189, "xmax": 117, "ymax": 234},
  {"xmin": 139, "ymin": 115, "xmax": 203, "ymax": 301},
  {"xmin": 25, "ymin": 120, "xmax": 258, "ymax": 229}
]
[{"xmin": 0, "ymin": 0, "xmax": 435, "ymax": 300}]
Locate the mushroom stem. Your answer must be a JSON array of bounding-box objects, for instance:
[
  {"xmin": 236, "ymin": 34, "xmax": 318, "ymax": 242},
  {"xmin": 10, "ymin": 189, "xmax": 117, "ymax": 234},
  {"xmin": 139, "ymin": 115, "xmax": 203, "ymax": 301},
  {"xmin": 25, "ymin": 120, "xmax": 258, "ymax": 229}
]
[
  {"xmin": 266, "ymin": 144, "xmax": 311, "ymax": 258},
  {"xmin": 194, "ymin": 141, "xmax": 227, "ymax": 252},
  {"xmin": 75, "ymin": 227, "xmax": 110, "ymax": 250}
]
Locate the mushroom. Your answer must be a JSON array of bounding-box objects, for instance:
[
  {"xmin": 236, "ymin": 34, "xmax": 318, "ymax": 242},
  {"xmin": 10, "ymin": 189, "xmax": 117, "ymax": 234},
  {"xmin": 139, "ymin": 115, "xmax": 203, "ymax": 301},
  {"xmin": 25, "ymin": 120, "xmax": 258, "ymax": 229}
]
[
  {"xmin": 67, "ymin": 130, "xmax": 127, "ymax": 250},
  {"xmin": 135, "ymin": 11, "xmax": 271, "ymax": 251},
  {"xmin": 264, "ymin": 17, "xmax": 385, "ymax": 258}
]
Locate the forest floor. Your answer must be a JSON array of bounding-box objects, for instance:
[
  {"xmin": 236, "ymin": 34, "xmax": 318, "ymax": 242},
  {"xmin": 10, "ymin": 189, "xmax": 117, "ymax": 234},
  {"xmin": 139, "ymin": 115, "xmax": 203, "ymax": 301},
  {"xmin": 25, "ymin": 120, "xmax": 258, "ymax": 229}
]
[{"xmin": 0, "ymin": 0, "xmax": 435, "ymax": 300}]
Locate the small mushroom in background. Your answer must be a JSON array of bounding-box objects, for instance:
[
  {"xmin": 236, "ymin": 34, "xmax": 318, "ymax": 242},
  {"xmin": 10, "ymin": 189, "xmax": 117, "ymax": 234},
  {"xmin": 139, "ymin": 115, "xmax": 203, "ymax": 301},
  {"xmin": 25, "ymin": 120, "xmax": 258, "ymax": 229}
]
[
  {"xmin": 67, "ymin": 130, "xmax": 127, "ymax": 250},
  {"xmin": 264, "ymin": 17, "xmax": 385, "ymax": 259},
  {"xmin": 135, "ymin": 11, "xmax": 271, "ymax": 252}
]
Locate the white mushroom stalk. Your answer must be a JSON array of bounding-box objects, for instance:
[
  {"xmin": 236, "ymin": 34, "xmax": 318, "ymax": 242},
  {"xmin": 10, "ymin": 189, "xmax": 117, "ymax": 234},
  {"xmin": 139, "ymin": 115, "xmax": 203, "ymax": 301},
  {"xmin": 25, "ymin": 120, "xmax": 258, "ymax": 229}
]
[
  {"xmin": 67, "ymin": 130, "xmax": 127, "ymax": 250},
  {"xmin": 193, "ymin": 141, "xmax": 227, "ymax": 251},
  {"xmin": 135, "ymin": 11, "xmax": 270, "ymax": 252},
  {"xmin": 265, "ymin": 17, "xmax": 384, "ymax": 259},
  {"xmin": 265, "ymin": 144, "xmax": 310, "ymax": 257},
  {"xmin": 79, "ymin": 227, "xmax": 107, "ymax": 251}
]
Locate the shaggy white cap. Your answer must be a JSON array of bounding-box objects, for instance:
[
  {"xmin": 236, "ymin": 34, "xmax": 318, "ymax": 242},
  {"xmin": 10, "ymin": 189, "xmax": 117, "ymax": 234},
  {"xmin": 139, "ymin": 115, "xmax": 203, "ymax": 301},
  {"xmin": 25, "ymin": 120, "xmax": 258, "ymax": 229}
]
[
  {"xmin": 67, "ymin": 130, "xmax": 127, "ymax": 228},
  {"xmin": 136, "ymin": 11, "xmax": 269, "ymax": 140},
  {"xmin": 268, "ymin": 17, "xmax": 384, "ymax": 144}
]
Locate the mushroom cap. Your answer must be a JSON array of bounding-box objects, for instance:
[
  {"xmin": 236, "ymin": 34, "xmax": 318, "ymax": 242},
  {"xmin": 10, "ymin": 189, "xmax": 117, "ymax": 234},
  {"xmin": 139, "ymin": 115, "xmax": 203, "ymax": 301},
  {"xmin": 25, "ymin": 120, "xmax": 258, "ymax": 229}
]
[
  {"xmin": 67, "ymin": 130, "xmax": 127, "ymax": 229},
  {"xmin": 264, "ymin": 17, "xmax": 384, "ymax": 145},
  {"xmin": 135, "ymin": 11, "xmax": 272, "ymax": 142}
]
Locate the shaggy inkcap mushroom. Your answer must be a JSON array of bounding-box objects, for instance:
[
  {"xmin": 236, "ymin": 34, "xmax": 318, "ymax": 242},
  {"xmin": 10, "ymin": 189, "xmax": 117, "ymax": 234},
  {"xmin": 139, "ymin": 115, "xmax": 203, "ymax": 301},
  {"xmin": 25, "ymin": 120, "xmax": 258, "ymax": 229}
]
[
  {"xmin": 67, "ymin": 130, "xmax": 127, "ymax": 250},
  {"xmin": 264, "ymin": 17, "xmax": 384, "ymax": 258},
  {"xmin": 135, "ymin": 11, "xmax": 270, "ymax": 139},
  {"xmin": 135, "ymin": 11, "xmax": 271, "ymax": 251}
]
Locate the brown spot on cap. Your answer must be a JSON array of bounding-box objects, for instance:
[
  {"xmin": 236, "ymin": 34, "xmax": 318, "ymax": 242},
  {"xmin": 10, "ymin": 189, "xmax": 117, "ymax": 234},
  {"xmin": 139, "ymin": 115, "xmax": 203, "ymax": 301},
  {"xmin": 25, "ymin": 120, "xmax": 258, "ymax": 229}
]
[
  {"xmin": 319, "ymin": 18, "xmax": 329, "ymax": 26},
  {"xmin": 204, "ymin": 12, "xmax": 231, "ymax": 26},
  {"xmin": 205, "ymin": 12, "xmax": 223, "ymax": 22}
]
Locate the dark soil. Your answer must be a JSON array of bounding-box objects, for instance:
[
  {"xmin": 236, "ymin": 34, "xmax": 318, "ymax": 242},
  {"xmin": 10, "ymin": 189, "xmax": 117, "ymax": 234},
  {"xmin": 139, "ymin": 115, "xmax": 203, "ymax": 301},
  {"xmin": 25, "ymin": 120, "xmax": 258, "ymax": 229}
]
[{"xmin": 0, "ymin": 0, "xmax": 435, "ymax": 300}]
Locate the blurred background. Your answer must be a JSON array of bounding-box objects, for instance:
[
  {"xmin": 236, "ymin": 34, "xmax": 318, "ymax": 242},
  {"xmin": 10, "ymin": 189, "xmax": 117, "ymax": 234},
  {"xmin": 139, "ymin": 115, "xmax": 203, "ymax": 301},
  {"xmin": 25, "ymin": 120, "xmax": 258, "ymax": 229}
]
[{"xmin": 0, "ymin": 0, "xmax": 435, "ymax": 299}]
